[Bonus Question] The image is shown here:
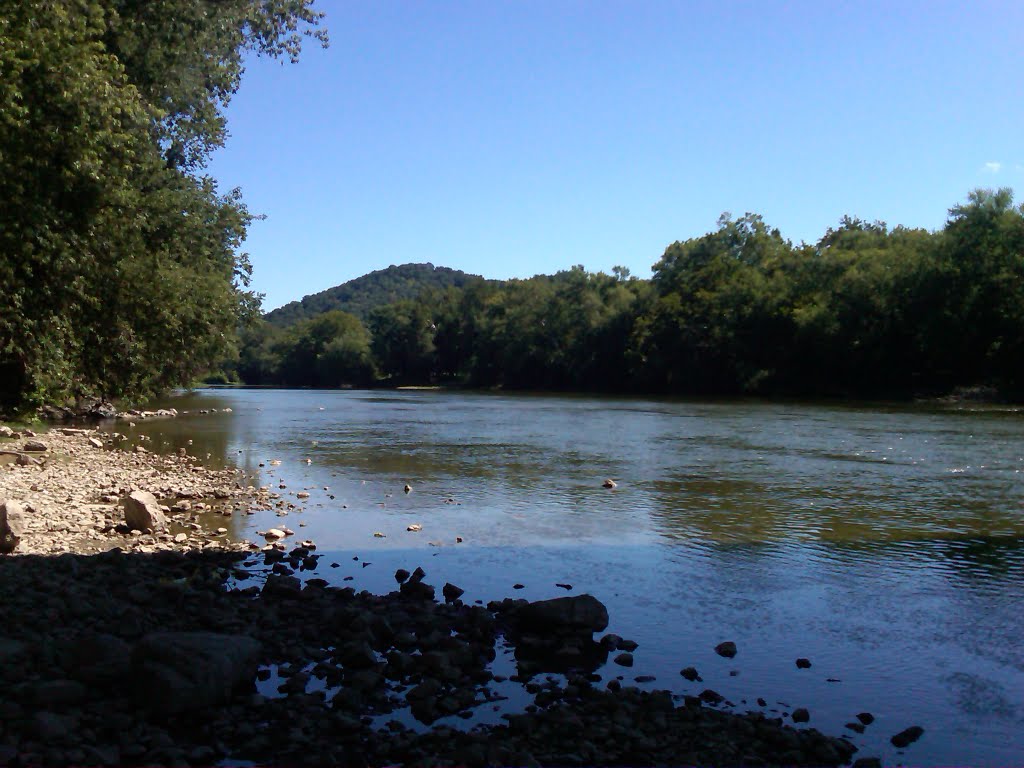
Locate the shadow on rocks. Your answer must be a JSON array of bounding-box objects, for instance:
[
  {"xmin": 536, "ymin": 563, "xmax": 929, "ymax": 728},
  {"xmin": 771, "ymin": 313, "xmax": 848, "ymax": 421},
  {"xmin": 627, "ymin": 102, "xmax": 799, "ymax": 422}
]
[{"xmin": 0, "ymin": 548, "xmax": 859, "ymax": 768}]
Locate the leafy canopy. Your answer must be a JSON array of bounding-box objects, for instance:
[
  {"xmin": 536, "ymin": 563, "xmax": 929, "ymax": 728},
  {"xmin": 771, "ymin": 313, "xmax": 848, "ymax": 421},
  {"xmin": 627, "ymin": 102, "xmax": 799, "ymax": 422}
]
[{"xmin": 0, "ymin": 0, "xmax": 326, "ymax": 412}]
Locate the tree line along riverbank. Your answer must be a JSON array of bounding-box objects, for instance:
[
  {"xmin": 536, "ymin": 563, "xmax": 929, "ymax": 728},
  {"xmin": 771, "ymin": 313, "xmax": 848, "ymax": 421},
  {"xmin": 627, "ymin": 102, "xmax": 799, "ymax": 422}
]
[
  {"xmin": 0, "ymin": 424, "xmax": 918, "ymax": 767},
  {"xmin": 234, "ymin": 189, "xmax": 1024, "ymax": 403}
]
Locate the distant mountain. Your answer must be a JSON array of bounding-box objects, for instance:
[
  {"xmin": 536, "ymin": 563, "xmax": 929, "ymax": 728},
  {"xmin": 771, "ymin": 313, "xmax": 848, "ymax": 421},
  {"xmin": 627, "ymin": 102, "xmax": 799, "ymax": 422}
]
[{"xmin": 264, "ymin": 263, "xmax": 486, "ymax": 326}]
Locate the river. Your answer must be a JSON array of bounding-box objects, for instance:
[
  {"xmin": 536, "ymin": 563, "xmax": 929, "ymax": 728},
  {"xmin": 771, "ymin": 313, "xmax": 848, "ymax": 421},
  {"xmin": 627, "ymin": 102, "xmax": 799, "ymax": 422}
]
[{"xmin": 112, "ymin": 388, "xmax": 1024, "ymax": 765}]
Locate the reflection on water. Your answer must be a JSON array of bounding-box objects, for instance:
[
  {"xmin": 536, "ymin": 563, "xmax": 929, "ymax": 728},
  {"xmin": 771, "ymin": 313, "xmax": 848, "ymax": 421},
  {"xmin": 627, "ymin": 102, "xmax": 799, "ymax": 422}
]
[{"xmin": 112, "ymin": 389, "xmax": 1024, "ymax": 765}]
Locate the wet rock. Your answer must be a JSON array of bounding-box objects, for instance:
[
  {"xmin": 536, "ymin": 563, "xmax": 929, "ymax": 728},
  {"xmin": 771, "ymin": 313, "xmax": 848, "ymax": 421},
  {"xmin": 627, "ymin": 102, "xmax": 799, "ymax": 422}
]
[
  {"xmin": 123, "ymin": 490, "xmax": 168, "ymax": 533},
  {"xmin": 602, "ymin": 479, "xmax": 617, "ymax": 489},
  {"xmin": 512, "ymin": 594, "xmax": 609, "ymax": 635},
  {"xmin": 852, "ymin": 758, "xmax": 882, "ymax": 768},
  {"xmin": 680, "ymin": 666, "xmax": 701, "ymax": 682},
  {"xmin": 404, "ymin": 484, "xmax": 412, "ymax": 494},
  {"xmin": 715, "ymin": 641, "xmax": 737, "ymax": 658},
  {"xmin": 262, "ymin": 573, "xmax": 302, "ymax": 599},
  {"xmin": 890, "ymin": 725, "xmax": 924, "ymax": 748},
  {"xmin": 792, "ymin": 708, "xmax": 810, "ymax": 723},
  {"xmin": 796, "ymin": 657, "xmax": 811, "ymax": 668},
  {"xmin": 699, "ymin": 689, "xmax": 724, "ymax": 705},
  {"xmin": 613, "ymin": 653, "xmax": 633, "ymax": 667},
  {"xmin": 0, "ymin": 499, "xmax": 27, "ymax": 553},
  {"xmin": 443, "ymin": 583, "xmax": 465, "ymax": 603},
  {"xmin": 856, "ymin": 712, "xmax": 874, "ymax": 725},
  {"xmin": 395, "ymin": 568, "xmax": 410, "ymax": 583},
  {"xmin": 400, "ymin": 579, "xmax": 436, "ymax": 601},
  {"xmin": 845, "ymin": 722, "xmax": 866, "ymax": 734},
  {"xmin": 132, "ymin": 631, "xmax": 261, "ymax": 715}
]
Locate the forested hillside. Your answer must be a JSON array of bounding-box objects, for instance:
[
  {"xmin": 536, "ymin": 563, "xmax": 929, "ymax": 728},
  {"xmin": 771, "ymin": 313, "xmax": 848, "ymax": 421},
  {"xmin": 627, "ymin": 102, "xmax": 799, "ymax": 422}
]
[
  {"xmin": 0, "ymin": 1, "xmax": 326, "ymax": 414},
  {"xmin": 265, "ymin": 263, "xmax": 485, "ymax": 325},
  {"xmin": 237, "ymin": 189, "xmax": 1024, "ymax": 399}
]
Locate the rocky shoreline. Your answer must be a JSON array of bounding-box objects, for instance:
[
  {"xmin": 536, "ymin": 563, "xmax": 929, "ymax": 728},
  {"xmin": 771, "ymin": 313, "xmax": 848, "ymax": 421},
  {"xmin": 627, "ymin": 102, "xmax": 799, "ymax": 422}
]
[{"xmin": 0, "ymin": 427, "xmax": 880, "ymax": 767}]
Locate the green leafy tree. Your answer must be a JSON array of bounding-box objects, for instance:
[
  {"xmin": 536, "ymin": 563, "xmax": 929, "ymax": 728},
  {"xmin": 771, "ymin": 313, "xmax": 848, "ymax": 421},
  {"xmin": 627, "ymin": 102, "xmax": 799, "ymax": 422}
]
[{"xmin": 0, "ymin": 0, "xmax": 326, "ymax": 412}]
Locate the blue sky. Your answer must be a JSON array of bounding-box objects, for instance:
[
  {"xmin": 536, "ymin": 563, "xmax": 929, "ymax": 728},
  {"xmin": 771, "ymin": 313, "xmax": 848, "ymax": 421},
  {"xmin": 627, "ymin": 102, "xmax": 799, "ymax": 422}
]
[{"xmin": 208, "ymin": 0, "xmax": 1023, "ymax": 311}]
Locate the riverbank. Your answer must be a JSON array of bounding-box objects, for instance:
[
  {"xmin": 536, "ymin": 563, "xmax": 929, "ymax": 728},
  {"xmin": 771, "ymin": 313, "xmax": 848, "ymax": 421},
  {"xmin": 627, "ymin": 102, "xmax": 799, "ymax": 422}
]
[{"xmin": 0, "ymin": 427, "xmax": 875, "ymax": 767}]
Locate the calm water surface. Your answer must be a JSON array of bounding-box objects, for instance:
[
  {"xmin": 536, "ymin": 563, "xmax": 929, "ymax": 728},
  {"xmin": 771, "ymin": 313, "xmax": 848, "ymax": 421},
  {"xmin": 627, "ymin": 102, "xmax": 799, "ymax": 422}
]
[{"xmin": 116, "ymin": 389, "xmax": 1024, "ymax": 765}]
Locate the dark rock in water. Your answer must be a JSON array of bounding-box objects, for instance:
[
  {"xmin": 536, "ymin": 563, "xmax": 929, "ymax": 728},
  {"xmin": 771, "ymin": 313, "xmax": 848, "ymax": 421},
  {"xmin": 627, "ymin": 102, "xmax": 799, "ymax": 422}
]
[
  {"xmin": 795, "ymin": 657, "xmax": 811, "ymax": 668},
  {"xmin": 513, "ymin": 583, "xmax": 525, "ymax": 589},
  {"xmin": 410, "ymin": 566, "xmax": 427, "ymax": 583},
  {"xmin": 698, "ymin": 689, "xmax": 724, "ymax": 705},
  {"xmin": 600, "ymin": 633, "xmax": 622, "ymax": 649},
  {"xmin": 792, "ymin": 708, "xmax": 810, "ymax": 723},
  {"xmin": 442, "ymin": 582, "xmax": 465, "ymax": 603},
  {"xmin": 394, "ymin": 568, "xmax": 410, "ymax": 583},
  {"xmin": 555, "ymin": 583, "xmax": 573, "ymax": 590},
  {"xmin": 852, "ymin": 758, "xmax": 882, "ymax": 768},
  {"xmin": 262, "ymin": 573, "xmax": 302, "ymax": 599},
  {"xmin": 511, "ymin": 594, "xmax": 609, "ymax": 635},
  {"xmin": 618, "ymin": 639, "xmax": 638, "ymax": 651},
  {"xmin": 890, "ymin": 725, "xmax": 924, "ymax": 748},
  {"xmin": 634, "ymin": 675, "xmax": 655, "ymax": 683},
  {"xmin": 845, "ymin": 722, "xmax": 866, "ymax": 734},
  {"xmin": 756, "ymin": 697, "xmax": 767, "ymax": 707},
  {"xmin": 400, "ymin": 579, "xmax": 435, "ymax": 601},
  {"xmin": 856, "ymin": 712, "xmax": 875, "ymax": 725},
  {"xmin": 0, "ymin": 499, "xmax": 27, "ymax": 554},
  {"xmin": 131, "ymin": 632, "xmax": 261, "ymax": 715},
  {"xmin": 680, "ymin": 666, "xmax": 701, "ymax": 682},
  {"xmin": 715, "ymin": 641, "xmax": 737, "ymax": 658},
  {"xmin": 613, "ymin": 653, "xmax": 633, "ymax": 667}
]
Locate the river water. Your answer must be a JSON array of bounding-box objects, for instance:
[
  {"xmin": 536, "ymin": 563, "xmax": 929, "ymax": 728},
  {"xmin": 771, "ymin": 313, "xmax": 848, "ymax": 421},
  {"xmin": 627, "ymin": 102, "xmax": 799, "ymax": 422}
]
[{"xmin": 115, "ymin": 388, "xmax": 1024, "ymax": 765}]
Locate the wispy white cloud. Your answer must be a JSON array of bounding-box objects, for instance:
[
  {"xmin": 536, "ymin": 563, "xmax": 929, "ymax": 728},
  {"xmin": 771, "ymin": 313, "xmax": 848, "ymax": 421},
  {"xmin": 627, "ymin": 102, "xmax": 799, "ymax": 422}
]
[{"xmin": 983, "ymin": 161, "xmax": 1002, "ymax": 173}]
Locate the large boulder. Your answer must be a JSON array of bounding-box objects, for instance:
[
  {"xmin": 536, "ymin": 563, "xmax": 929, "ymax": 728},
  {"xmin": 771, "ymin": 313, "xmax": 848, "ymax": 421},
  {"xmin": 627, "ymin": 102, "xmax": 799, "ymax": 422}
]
[
  {"xmin": 0, "ymin": 426, "xmax": 14, "ymax": 438},
  {"xmin": 64, "ymin": 632, "xmax": 133, "ymax": 687},
  {"xmin": 0, "ymin": 499, "xmax": 27, "ymax": 554},
  {"xmin": 513, "ymin": 594, "xmax": 609, "ymax": 635},
  {"xmin": 131, "ymin": 632, "xmax": 262, "ymax": 715},
  {"xmin": 123, "ymin": 491, "xmax": 168, "ymax": 533}
]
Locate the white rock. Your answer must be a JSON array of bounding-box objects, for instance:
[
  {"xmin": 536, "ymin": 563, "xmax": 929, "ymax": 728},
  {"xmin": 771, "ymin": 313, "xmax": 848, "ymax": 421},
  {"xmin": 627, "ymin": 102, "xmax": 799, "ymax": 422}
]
[{"xmin": 123, "ymin": 491, "xmax": 168, "ymax": 533}]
